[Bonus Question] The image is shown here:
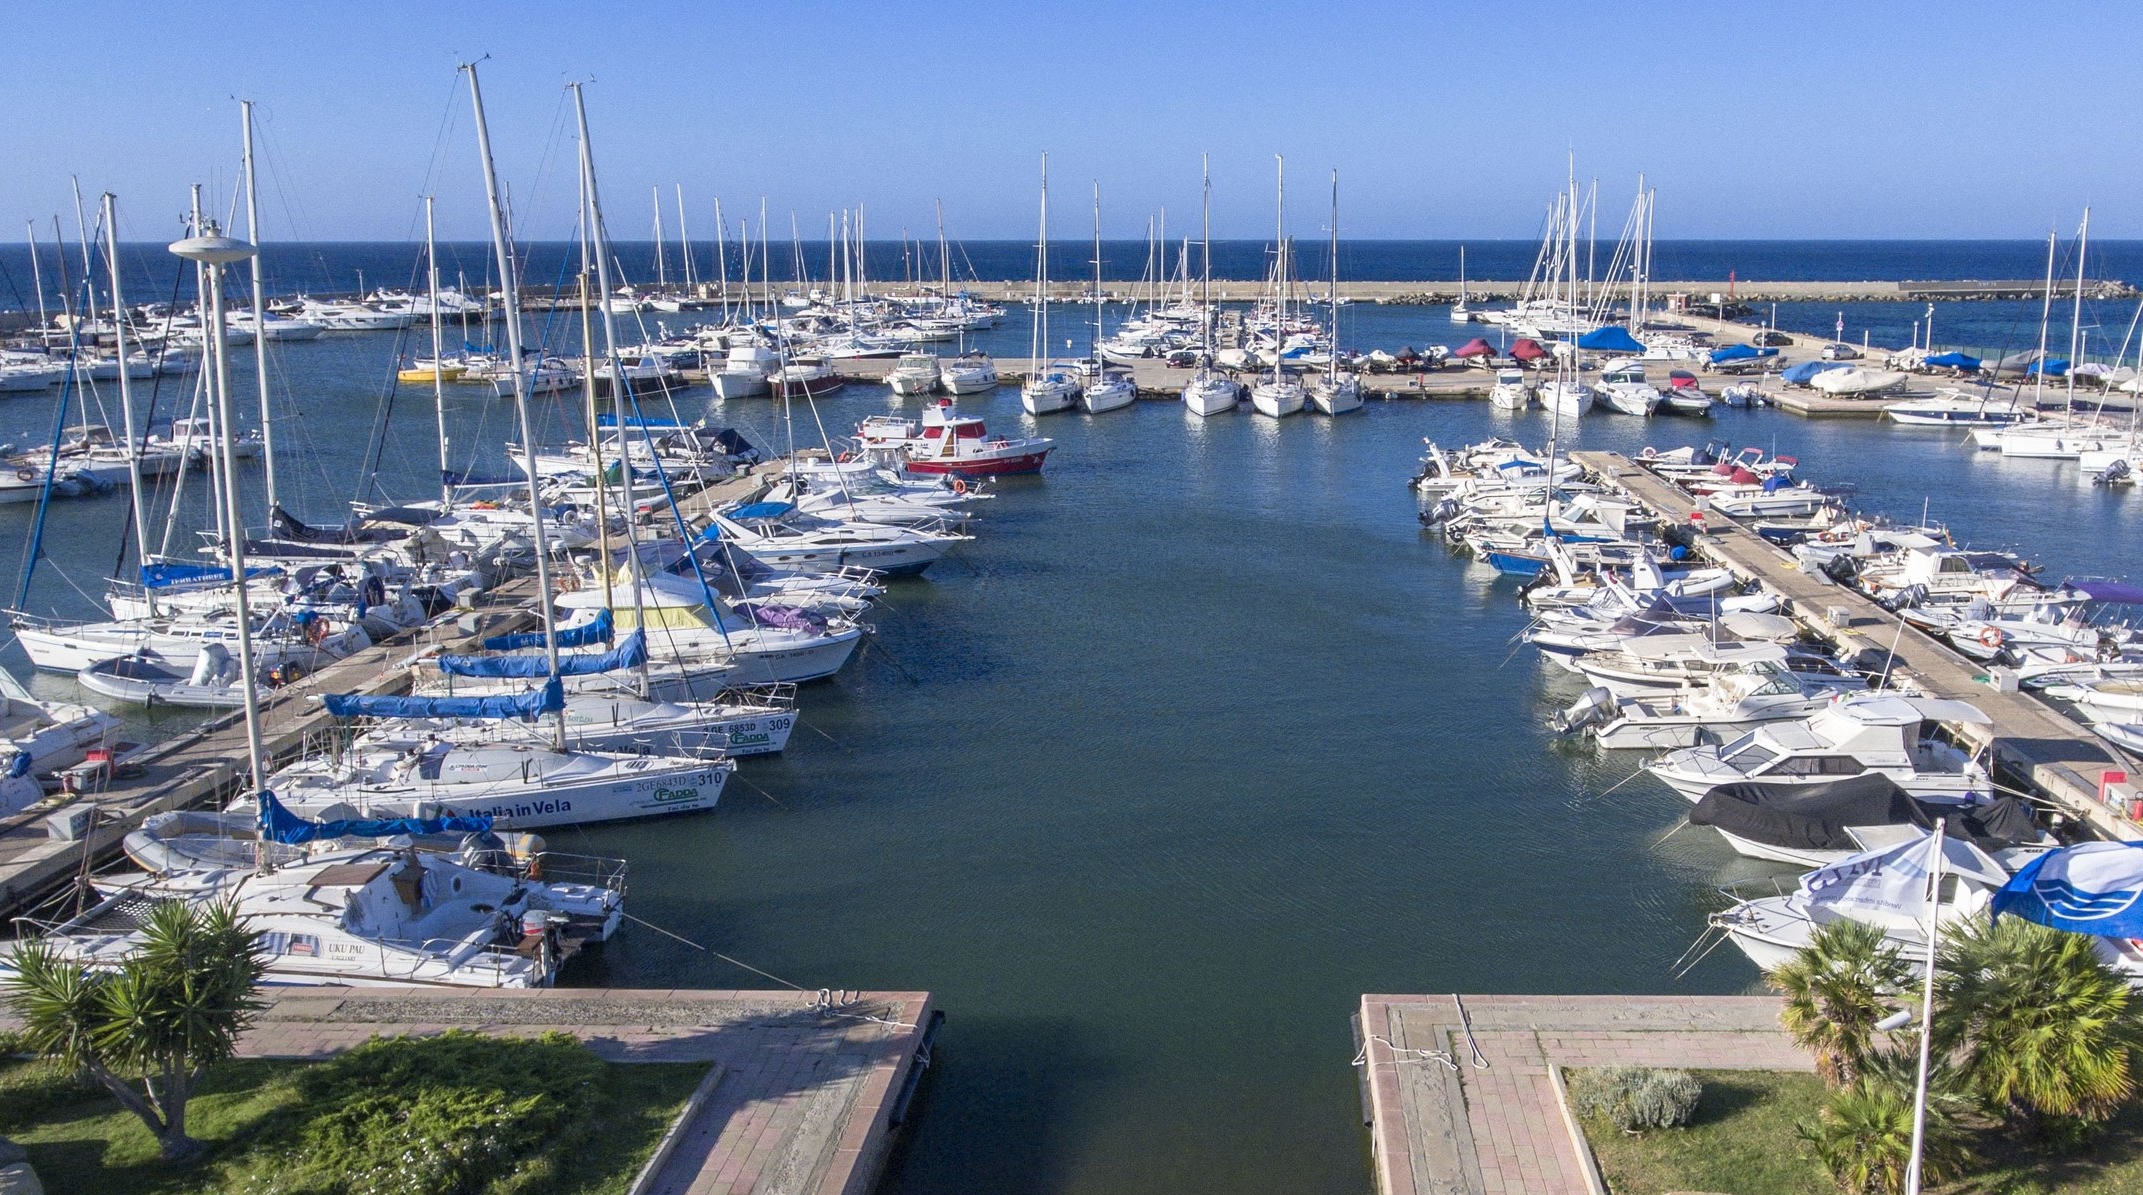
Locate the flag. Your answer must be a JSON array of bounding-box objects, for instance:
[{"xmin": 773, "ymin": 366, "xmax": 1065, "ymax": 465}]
[
  {"xmin": 1800, "ymin": 832, "xmax": 1939, "ymax": 921},
  {"xmin": 1991, "ymin": 842, "xmax": 2143, "ymax": 939}
]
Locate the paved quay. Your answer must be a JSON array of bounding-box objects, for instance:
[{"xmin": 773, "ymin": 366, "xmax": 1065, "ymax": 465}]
[
  {"xmin": 1570, "ymin": 450, "xmax": 2137, "ymax": 842},
  {"xmin": 1357, "ymin": 993, "xmax": 1805, "ymax": 1195}
]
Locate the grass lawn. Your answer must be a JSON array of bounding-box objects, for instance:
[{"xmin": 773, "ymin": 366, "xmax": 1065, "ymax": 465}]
[
  {"xmin": 1575, "ymin": 1069, "xmax": 2143, "ymax": 1195},
  {"xmin": 0, "ymin": 1034, "xmax": 707, "ymax": 1195}
]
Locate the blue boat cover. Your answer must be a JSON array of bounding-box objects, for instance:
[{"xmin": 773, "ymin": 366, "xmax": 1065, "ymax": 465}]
[
  {"xmin": 323, "ymin": 677, "xmax": 563, "ymax": 719},
  {"xmin": 1707, "ymin": 344, "xmax": 1778, "ymax": 363},
  {"xmin": 437, "ymin": 630, "xmax": 647, "ymax": 678},
  {"xmin": 1992, "ymin": 841, "xmax": 2143, "ymax": 939},
  {"xmin": 140, "ymin": 562, "xmax": 277, "ymax": 589},
  {"xmin": 1924, "ymin": 351, "xmax": 1982, "ymax": 370},
  {"xmin": 1575, "ymin": 326, "xmax": 1645, "ymax": 353},
  {"xmin": 2027, "ymin": 358, "xmax": 2070, "ymax": 377},
  {"xmin": 726, "ymin": 502, "xmax": 797, "ymax": 521},
  {"xmin": 482, "ymin": 608, "xmax": 612, "ymax": 651},
  {"xmin": 258, "ymin": 790, "xmax": 492, "ymax": 845},
  {"xmin": 1781, "ymin": 360, "xmax": 1850, "ymax": 384}
]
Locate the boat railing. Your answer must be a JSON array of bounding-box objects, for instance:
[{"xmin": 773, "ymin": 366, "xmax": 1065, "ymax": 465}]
[{"xmin": 519, "ymin": 850, "xmax": 629, "ymax": 895}]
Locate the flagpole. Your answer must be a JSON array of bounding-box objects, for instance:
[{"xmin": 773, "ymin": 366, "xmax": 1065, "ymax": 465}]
[{"xmin": 1904, "ymin": 816, "xmax": 1945, "ymax": 1195}]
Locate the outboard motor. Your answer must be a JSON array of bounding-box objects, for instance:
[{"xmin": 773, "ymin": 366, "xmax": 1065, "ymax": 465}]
[
  {"xmin": 2096, "ymin": 458, "xmax": 2132, "ymax": 487},
  {"xmin": 1551, "ymin": 686, "xmax": 1619, "ymax": 735}
]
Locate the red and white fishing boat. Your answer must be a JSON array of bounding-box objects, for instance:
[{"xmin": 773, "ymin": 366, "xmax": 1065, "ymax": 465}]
[{"xmin": 858, "ymin": 399, "xmax": 1054, "ymax": 476}]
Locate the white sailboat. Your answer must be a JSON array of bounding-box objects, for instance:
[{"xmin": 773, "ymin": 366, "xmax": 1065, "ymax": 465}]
[
  {"xmin": 1249, "ymin": 156, "xmax": 1306, "ymax": 419},
  {"xmin": 1309, "ymin": 170, "xmax": 1363, "ymax": 416},
  {"xmin": 1021, "ymin": 156, "xmax": 1079, "ymax": 416},
  {"xmin": 1080, "ymin": 183, "xmax": 1137, "ymax": 415},
  {"xmin": 1182, "ymin": 157, "xmax": 1242, "ymax": 417},
  {"xmin": 1450, "ymin": 245, "xmax": 1471, "ymax": 323}
]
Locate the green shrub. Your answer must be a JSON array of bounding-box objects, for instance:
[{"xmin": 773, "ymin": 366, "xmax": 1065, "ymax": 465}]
[
  {"xmin": 1797, "ymin": 1068, "xmax": 1968, "ymax": 1195},
  {"xmin": 228, "ymin": 1030, "xmax": 607, "ymax": 1195},
  {"xmin": 1571, "ymin": 1066, "xmax": 1704, "ymax": 1132}
]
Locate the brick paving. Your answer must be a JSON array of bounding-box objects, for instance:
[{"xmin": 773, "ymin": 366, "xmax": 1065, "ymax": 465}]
[
  {"xmin": 1358, "ymin": 994, "xmax": 1808, "ymax": 1195},
  {"xmin": 217, "ymin": 985, "xmax": 934, "ymax": 1195}
]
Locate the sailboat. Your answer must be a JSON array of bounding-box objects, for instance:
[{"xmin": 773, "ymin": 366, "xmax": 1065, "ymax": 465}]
[
  {"xmin": 1021, "ymin": 155, "xmax": 1080, "ymax": 416},
  {"xmin": 1451, "ymin": 246, "xmax": 1471, "ymax": 323},
  {"xmin": 1249, "ymin": 156, "xmax": 1307, "ymax": 419},
  {"xmin": 1080, "ymin": 183, "xmax": 1137, "ymax": 414},
  {"xmin": 1182, "ymin": 157, "xmax": 1243, "ymax": 417},
  {"xmin": 1309, "ymin": 170, "xmax": 1363, "ymax": 416}
]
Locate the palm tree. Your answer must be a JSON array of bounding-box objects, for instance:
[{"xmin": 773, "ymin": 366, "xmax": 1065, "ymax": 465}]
[
  {"xmin": 1798, "ymin": 1066, "xmax": 1968, "ymax": 1195},
  {"xmin": 1934, "ymin": 915, "xmax": 2143, "ymax": 1137},
  {"xmin": 1768, "ymin": 918, "xmax": 1914, "ymax": 1086},
  {"xmin": 6, "ymin": 899, "xmax": 264, "ymax": 1164}
]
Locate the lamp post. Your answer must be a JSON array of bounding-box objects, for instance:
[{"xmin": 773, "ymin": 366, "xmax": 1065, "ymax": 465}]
[{"xmin": 167, "ymin": 226, "xmax": 268, "ymax": 817}]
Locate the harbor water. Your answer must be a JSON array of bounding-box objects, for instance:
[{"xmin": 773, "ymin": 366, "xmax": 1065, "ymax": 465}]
[{"xmin": 2, "ymin": 280, "xmax": 2140, "ymax": 1193}]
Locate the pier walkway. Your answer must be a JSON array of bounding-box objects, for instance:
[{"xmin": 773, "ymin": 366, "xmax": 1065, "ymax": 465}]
[
  {"xmin": 1357, "ymin": 993, "xmax": 1804, "ymax": 1195},
  {"xmin": 1570, "ymin": 450, "xmax": 2137, "ymax": 841}
]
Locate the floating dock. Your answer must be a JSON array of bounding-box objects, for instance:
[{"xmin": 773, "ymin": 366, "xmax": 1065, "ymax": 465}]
[{"xmin": 1569, "ymin": 450, "xmax": 2138, "ymax": 842}]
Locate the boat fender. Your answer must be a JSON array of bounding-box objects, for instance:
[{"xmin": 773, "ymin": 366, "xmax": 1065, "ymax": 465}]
[{"xmin": 1979, "ymin": 627, "xmax": 2005, "ymax": 649}]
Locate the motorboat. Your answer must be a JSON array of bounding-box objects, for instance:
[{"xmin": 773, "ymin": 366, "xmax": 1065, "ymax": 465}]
[
  {"xmin": 708, "ymin": 501, "xmax": 966, "ymax": 576},
  {"xmin": 1488, "ymin": 368, "xmax": 1531, "ymax": 411},
  {"xmin": 711, "ymin": 342, "xmax": 780, "ymax": 399},
  {"xmin": 0, "ymin": 667, "xmax": 143, "ymax": 815},
  {"xmin": 1885, "ymin": 389, "xmax": 2032, "ymax": 427},
  {"xmin": 1659, "ymin": 372, "xmax": 1714, "ymax": 416},
  {"xmin": 75, "ymin": 645, "xmax": 264, "ymax": 710},
  {"xmin": 1556, "ymin": 662, "xmax": 1873, "ymax": 750},
  {"xmin": 1594, "ymin": 360, "xmax": 1660, "ymax": 416},
  {"xmin": 862, "ymin": 401, "xmax": 1055, "ymax": 476},
  {"xmin": 1688, "ymin": 776, "xmax": 2047, "ymax": 869},
  {"xmin": 1645, "ymin": 695, "xmax": 1992, "ymax": 804},
  {"xmin": 939, "ymin": 351, "xmax": 1000, "ymax": 395},
  {"xmin": 887, "ymin": 353, "xmax": 943, "ymax": 397},
  {"xmin": 771, "ymin": 359, "xmax": 845, "ymax": 399},
  {"xmin": 1809, "ymin": 368, "xmax": 1909, "ymax": 397},
  {"xmin": 1568, "ymin": 636, "xmax": 1856, "ymax": 698}
]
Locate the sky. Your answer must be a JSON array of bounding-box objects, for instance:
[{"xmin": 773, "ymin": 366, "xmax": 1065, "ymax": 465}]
[{"xmin": 7, "ymin": 1, "xmax": 2141, "ymax": 245}]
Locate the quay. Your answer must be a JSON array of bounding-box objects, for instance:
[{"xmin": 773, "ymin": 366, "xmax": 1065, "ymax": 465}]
[
  {"xmin": 1568, "ymin": 449, "xmax": 2139, "ymax": 842},
  {"xmin": 0, "ymin": 983, "xmax": 939, "ymax": 1195},
  {"xmin": 1356, "ymin": 993, "xmax": 1805, "ymax": 1195},
  {"xmin": 0, "ymin": 466, "xmax": 775, "ymax": 924}
]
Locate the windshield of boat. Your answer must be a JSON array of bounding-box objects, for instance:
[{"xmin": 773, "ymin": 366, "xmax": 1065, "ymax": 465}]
[{"xmin": 1715, "ymin": 731, "xmax": 1779, "ymax": 771}]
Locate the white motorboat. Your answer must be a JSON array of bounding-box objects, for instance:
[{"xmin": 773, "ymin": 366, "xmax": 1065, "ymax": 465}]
[
  {"xmin": 0, "ymin": 666, "xmax": 142, "ymax": 815},
  {"xmin": 939, "ymin": 351, "xmax": 999, "ymax": 395},
  {"xmin": 1810, "ymin": 367, "xmax": 1909, "ymax": 396},
  {"xmin": 75, "ymin": 645, "xmax": 264, "ymax": 710},
  {"xmin": 711, "ymin": 342, "xmax": 779, "ymax": 399},
  {"xmin": 1559, "ymin": 663, "xmax": 1875, "ymax": 751},
  {"xmin": 1489, "ymin": 368, "xmax": 1531, "ymax": 411},
  {"xmin": 710, "ymin": 500, "xmax": 966, "ymax": 576},
  {"xmin": 887, "ymin": 353, "xmax": 942, "ymax": 396},
  {"xmin": 1646, "ymin": 695, "xmax": 1992, "ymax": 805},
  {"xmin": 1884, "ymin": 390, "xmax": 2032, "ymax": 427}
]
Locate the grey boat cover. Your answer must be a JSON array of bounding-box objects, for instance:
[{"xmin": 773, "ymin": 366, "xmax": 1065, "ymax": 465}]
[{"xmin": 1689, "ymin": 776, "xmax": 2038, "ymax": 853}]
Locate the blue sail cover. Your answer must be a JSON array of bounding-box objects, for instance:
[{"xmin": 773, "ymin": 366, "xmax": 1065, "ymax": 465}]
[
  {"xmin": 1782, "ymin": 360, "xmax": 1850, "ymax": 385},
  {"xmin": 726, "ymin": 501, "xmax": 797, "ymax": 521},
  {"xmin": 1575, "ymin": 325, "xmax": 1645, "ymax": 353},
  {"xmin": 437, "ymin": 630, "xmax": 647, "ymax": 678},
  {"xmin": 140, "ymin": 562, "xmax": 277, "ymax": 590},
  {"xmin": 1992, "ymin": 842, "xmax": 2143, "ymax": 939},
  {"xmin": 482, "ymin": 608, "xmax": 612, "ymax": 651},
  {"xmin": 324, "ymin": 677, "xmax": 564, "ymax": 719},
  {"xmin": 258, "ymin": 790, "xmax": 492, "ymax": 845},
  {"xmin": 1924, "ymin": 351, "xmax": 1982, "ymax": 370},
  {"xmin": 594, "ymin": 413, "xmax": 686, "ymax": 429}
]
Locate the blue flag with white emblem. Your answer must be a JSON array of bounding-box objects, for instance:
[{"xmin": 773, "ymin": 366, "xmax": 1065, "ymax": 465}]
[{"xmin": 1991, "ymin": 842, "xmax": 2143, "ymax": 938}]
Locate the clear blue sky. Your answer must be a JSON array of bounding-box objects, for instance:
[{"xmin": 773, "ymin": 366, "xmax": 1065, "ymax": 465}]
[{"xmin": 9, "ymin": 1, "xmax": 2138, "ymax": 244}]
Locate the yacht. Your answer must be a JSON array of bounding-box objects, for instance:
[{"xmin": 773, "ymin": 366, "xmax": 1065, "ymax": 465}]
[
  {"xmin": 887, "ymin": 353, "xmax": 943, "ymax": 397},
  {"xmin": 940, "ymin": 351, "xmax": 1000, "ymax": 395},
  {"xmin": 1645, "ymin": 695, "xmax": 1992, "ymax": 804}
]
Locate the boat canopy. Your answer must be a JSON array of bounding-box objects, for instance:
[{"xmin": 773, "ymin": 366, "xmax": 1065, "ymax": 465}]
[
  {"xmin": 1923, "ymin": 351, "xmax": 1982, "ymax": 370},
  {"xmin": 482, "ymin": 607, "xmax": 612, "ymax": 651},
  {"xmin": 1781, "ymin": 360, "xmax": 1850, "ymax": 385},
  {"xmin": 438, "ymin": 630, "xmax": 647, "ymax": 679},
  {"xmin": 1708, "ymin": 343, "xmax": 1775, "ymax": 364},
  {"xmin": 257, "ymin": 790, "xmax": 493, "ymax": 845},
  {"xmin": 2026, "ymin": 358, "xmax": 2070, "ymax": 377},
  {"xmin": 1452, "ymin": 337, "xmax": 1495, "ymax": 359},
  {"xmin": 1575, "ymin": 326, "xmax": 1645, "ymax": 353},
  {"xmin": 2071, "ymin": 579, "xmax": 2143, "ymax": 604},
  {"xmin": 1993, "ymin": 842, "xmax": 2143, "ymax": 939},
  {"xmin": 324, "ymin": 676, "xmax": 564, "ymax": 719},
  {"xmin": 1510, "ymin": 338, "xmax": 1548, "ymax": 362},
  {"xmin": 1691, "ymin": 776, "xmax": 2037, "ymax": 854},
  {"xmin": 726, "ymin": 501, "xmax": 797, "ymax": 522}
]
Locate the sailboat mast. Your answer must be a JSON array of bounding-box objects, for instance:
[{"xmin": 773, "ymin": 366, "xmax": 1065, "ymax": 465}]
[
  {"xmin": 1200, "ymin": 154, "xmax": 1212, "ymax": 353},
  {"xmin": 713, "ymin": 197, "xmax": 729, "ymax": 321},
  {"xmin": 463, "ymin": 62, "xmax": 566, "ymax": 728},
  {"xmin": 1273, "ymin": 154, "xmax": 1284, "ymax": 386},
  {"xmin": 2066, "ymin": 207, "xmax": 2090, "ymax": 418},
  {"xmin": 70, "ymin": 177, "xmax": 95, "ymax": 328},
  {"xmin": 2032, "ymin": 231, "xmax": 2056, "ymax": 409},
  {"xmin": 676, "ymin": 185, "xmax": 695, "ymax": 292},
  {"xmin": 652, "ymin": 187, "xmax": 667, "ymax": 288},
  {"xmin": 26, "ymin": 222, "xmax": 47, "ymax": 333},
  {"xmin": 1329, "ymin": 169, "xmax": 1340, "ymax": 382},
  {"xmin": 101, "ymin": 193, "xmax": 153, "ymax": 612},
  {"xmin": 1032, "ymin": 154, "xmax": 1048, "ymax": 371},
  {"xmin": 426, "ymin": 197, "xmax": 451, "ymax": 508},
  {"xmin": 1092, "ymin": 181, "xmax": 1104, "ymax": 368},
  {"xmin": 240, "ymin": 101, "xmax": 279, "ymax": 521}
]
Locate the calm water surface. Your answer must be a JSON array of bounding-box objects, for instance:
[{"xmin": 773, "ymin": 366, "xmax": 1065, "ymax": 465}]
[{"xmin": 2, "ymin": 314, "xmax": 2139, "ymax": 1194}]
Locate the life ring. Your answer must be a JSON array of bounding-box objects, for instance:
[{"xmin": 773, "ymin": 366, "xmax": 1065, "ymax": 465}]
[
  {"xmin": 950, "ymin": 478, "xmax": 967, "ymax": 495},
  {"xmin": 1640, "ymin": 446, "xmax": 1658, "ymax": 460},
  {"xmin": 305, "ymin": 618, "xmax": 330, "ymax": 647},
  {"xmin": 838, "ymin": 451, "xmax": 853, "ymax": 463},
  {"xmin": 1979, "ymin": 627, "xmax": 2005, "ymax": 649},
  {"xmin": 13, "ymin": 468, "xmax": 32, "ymax": 482},
  {"xmin": 556, "ymin": 573, "xmax": 580, "ymax": 593}
]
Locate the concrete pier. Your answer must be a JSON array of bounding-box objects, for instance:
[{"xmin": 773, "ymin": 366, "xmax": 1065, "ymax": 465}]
[{"xmin": 1569, "ymin": 450, "xmax": 2138, "ymax": 842}]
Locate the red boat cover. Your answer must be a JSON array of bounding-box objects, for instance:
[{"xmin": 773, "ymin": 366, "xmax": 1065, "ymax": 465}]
[
  {"xmin": 1452, "ymin": 338, "xmax": 1494, "ymax": 358},
  {"xmin": 1511, "ymin": 338, "xmax": 1548, "ymax": 361}
]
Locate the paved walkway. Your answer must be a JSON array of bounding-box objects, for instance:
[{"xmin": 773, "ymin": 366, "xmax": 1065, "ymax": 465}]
[
  {"xmin": 232, "ymin": 985, "xmax": 935, "ymax": 1195},
  {"xmin": 1358, "ymin": 994, "xmax": 1807, "ymax": 1195}
]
